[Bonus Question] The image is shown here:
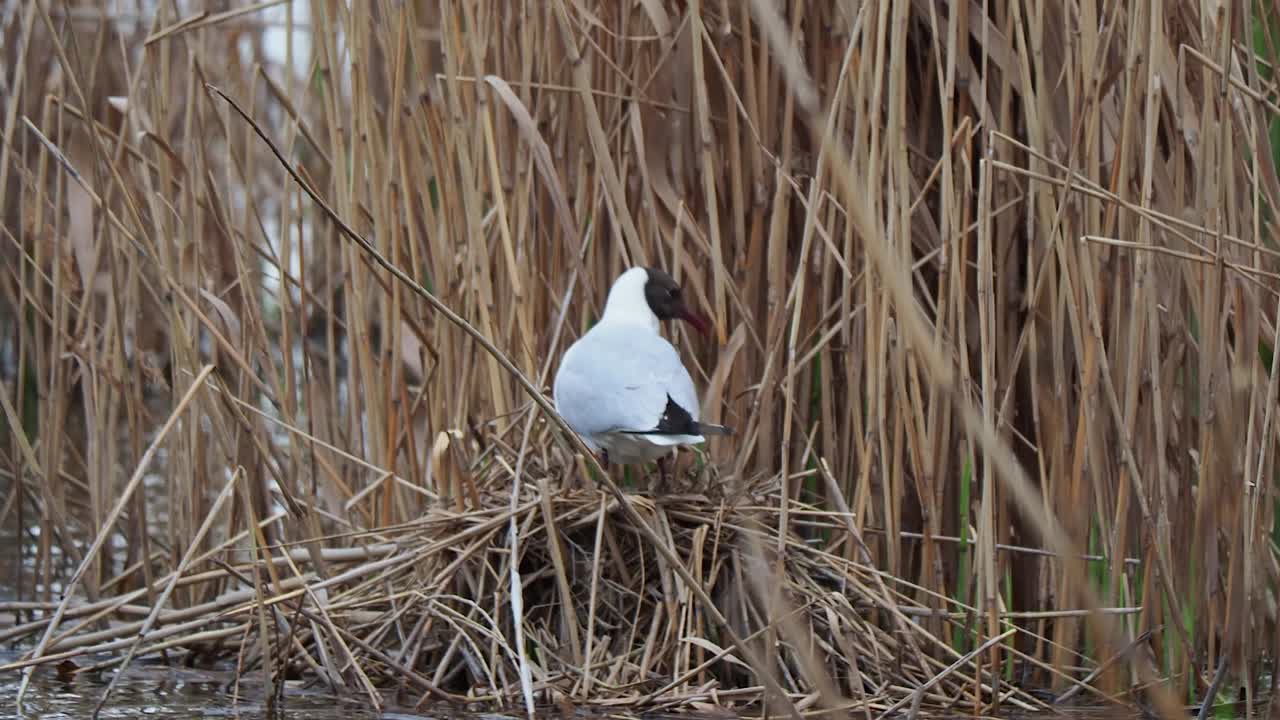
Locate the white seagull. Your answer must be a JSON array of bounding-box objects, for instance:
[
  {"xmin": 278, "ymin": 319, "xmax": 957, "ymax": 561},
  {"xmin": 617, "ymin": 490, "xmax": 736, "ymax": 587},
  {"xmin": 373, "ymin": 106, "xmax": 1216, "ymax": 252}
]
[{"xmin": 553, "ymin": 267, "xmax": 733, "ymax": 481}]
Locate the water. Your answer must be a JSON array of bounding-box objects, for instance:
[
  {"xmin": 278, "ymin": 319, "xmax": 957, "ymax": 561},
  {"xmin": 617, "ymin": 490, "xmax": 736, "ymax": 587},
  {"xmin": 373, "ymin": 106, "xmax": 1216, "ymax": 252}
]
[
  {"xmin": 0, "ymin": 654, "xmax": 699, "ymax": 720},
  {"xmin": 0, "ymin": 655, "xmax": 410, "ymax": 719}
]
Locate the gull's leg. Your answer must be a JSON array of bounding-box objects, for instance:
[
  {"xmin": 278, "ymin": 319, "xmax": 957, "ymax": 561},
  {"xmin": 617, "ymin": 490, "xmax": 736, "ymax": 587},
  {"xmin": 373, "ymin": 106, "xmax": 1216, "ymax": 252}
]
[
  {"xmin": 656, "ymin": 455, "xmax": 670, "ymax": 489},
  {"xmin": 596, "ymin": 450, "xmax": 612, "ymax": 490}
]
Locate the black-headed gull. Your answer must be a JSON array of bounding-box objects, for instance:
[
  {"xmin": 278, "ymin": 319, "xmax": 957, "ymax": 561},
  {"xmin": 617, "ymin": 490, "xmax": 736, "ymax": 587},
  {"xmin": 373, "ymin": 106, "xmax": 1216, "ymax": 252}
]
[{"xmin": 553, "ymin": 267, "xmax": 732, "ymax": 480}]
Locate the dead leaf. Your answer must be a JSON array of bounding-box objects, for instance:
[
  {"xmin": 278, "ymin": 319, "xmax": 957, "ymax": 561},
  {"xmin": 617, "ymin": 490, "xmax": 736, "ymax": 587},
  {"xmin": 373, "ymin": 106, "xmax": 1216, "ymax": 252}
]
[{"xmin": 199, "ymin": 287, "xmax": 243, "ymax": 343}]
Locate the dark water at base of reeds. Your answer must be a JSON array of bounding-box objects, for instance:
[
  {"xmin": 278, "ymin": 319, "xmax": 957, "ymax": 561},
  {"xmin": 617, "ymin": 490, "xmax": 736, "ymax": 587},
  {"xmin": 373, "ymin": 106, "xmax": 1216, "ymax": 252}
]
[
  {"xmin": 0, "ymin": 668, "xmax": 1154, "ymax": 720},
  {"xmin": 0, "ymin": 657, "xmax": 393, "ymax": 719},
  {"xmin": 0, "ymin": 657, "xmax": 1165, "ymax": 720},
  {"xmin": 0, "ymin": 658, "xmax": 729, "ymax": 720}
]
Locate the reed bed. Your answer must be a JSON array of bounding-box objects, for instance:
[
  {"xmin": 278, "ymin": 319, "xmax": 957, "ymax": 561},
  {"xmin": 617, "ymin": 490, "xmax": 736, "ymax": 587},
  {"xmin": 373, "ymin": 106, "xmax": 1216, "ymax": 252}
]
[
  {"xmin": 4, "ymin": 0, "xmax": 1280, "ymax": 717},
  {"xmin": 1, "ymin": 473, "xmax": 1057, "ymax": 715}
]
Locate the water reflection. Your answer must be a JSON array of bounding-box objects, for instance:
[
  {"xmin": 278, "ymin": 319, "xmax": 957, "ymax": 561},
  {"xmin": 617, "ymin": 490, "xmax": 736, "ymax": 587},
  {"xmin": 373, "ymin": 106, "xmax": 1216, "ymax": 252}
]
[{"xmin": 0, "ymin": 656, "xmax": 391, "ymax": 719}]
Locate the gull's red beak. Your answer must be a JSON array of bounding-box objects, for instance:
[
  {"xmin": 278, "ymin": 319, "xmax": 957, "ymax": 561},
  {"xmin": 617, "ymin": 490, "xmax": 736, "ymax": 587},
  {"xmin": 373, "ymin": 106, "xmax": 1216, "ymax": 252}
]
[{"xmin": 677, "ymin": 306, "xmax": 711, "ymax": 336}]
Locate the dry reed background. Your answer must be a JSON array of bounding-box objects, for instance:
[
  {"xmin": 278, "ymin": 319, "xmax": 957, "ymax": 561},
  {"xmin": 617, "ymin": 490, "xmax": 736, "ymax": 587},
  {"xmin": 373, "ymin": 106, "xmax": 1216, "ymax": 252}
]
[{"xmin": 3, "ymin": 0, "xmax": 1280, "ymax": 717}]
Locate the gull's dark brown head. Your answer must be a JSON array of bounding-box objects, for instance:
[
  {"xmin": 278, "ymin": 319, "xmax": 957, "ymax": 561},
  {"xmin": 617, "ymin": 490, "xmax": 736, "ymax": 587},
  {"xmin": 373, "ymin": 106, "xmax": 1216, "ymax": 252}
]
[{"xmin": 643, "ymin": 267, "xmax": 709, "ymax": 335}]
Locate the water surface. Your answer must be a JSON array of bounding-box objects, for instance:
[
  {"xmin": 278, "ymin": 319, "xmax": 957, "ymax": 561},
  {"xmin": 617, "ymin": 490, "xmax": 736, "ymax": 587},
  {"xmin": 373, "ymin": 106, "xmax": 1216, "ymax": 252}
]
[{"xmin": 0, "ymin": 656, "xmax": 397, "ymax": 719}]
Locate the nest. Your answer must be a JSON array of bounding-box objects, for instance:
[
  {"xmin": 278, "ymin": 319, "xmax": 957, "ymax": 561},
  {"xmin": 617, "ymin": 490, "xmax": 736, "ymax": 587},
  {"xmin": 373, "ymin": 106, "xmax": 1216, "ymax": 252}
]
[{"xmin": 2, "ymin": 461, "xmax": 1055, "ymax": 717}]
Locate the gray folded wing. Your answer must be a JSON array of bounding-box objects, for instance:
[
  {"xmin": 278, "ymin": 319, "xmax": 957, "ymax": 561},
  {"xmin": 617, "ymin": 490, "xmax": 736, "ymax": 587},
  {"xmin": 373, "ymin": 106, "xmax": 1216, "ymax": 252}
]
[{"xmin": 553, "ymin": 323, "xmax": 701, "ymax": 441}]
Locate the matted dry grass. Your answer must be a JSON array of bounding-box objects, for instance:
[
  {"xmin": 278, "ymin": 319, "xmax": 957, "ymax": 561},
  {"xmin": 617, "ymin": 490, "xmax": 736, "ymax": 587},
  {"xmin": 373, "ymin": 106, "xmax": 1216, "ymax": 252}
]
[
  {"xmin": 1, "ymin": 472, "xmax": 1052, "ymax": 715},
  {"xmin": 4, "ymin": 0, "xmax": 1280, "ymax": 717}
]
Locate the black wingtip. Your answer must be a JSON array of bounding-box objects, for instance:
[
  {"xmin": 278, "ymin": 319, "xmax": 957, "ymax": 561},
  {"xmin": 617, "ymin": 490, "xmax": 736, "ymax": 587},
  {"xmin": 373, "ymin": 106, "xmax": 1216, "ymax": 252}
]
[
  {"xmin": 615, "ymin": 395, "xmax": 737, "ymax": 438},
  {"xmin": 618, "ymin": 394, "xmax": 702, "ymax": 436}
]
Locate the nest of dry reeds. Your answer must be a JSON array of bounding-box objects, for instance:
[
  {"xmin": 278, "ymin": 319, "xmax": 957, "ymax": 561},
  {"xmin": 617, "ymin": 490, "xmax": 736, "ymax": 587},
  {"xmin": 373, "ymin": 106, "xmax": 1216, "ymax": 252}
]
[{"xmin": 2, "ymin": 454, "xmax": 1052, "ymax": 716}]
